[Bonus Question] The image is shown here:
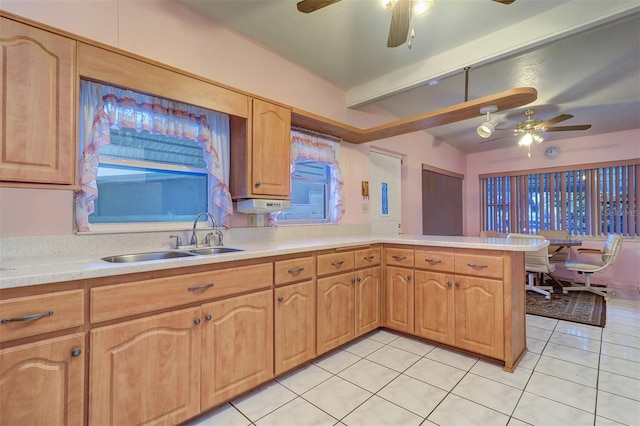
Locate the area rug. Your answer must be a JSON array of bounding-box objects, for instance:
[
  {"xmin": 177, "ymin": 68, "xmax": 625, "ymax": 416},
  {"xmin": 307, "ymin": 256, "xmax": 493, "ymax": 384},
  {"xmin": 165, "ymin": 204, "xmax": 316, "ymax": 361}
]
[{"xmin": 526, "ymin": 283, "xmax": 606, "ymax": 327}]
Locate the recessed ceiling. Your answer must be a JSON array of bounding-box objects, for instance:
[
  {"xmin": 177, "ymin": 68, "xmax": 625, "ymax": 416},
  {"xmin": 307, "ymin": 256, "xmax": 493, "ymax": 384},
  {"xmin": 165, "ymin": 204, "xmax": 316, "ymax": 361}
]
[{"xmin": 178, "ymin": 0, "xmax": 640, "ymax": 153}]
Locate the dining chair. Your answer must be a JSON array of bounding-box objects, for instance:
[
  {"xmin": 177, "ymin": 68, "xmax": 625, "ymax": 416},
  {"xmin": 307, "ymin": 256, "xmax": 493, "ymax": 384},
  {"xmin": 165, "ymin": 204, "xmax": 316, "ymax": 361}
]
[
  {"xmin": 507, "ymin": 233, "xmax": 558, "ymax": 300},
  {"xmin": 480, "ymin": 230, "xmax": 499, "ymax": 238},
  {"xmin": 563, "ymin": 234, "xmax": 622, "ymax": 300},
  {"xmin": 537, "ymin": 229, "xmax": 570, "ymax": 262}
]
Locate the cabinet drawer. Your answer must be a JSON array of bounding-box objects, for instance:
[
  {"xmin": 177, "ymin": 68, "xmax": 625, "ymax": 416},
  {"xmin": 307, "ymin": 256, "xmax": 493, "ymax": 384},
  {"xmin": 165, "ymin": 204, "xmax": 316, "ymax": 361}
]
[
  {"xmin": 0, "ymin": 290, "xmax": 84, "ymax": 342},
  {"xmin": 415, "ymin": 249, "xmax": 455, "ymax": 272},
  {"xmin": 317, "ymin": 252, "xmax": 354, "ymax": 277},
  {"xmin": 385, "ymin": 248, "xmax": 414, "ymax": 268},
  {"xmin": 91, "ymin": 263, "xmax": 273, "ymax": 323},
  {"xmin": 455, "ymin": 253, "xmax": 504, "ymax": 279},
  {"xmin": 275, "ymin": 256, "xmax": 315, "ymax": 285},
  {"xmin": 355, "ymin": 247, "xmax": 381, "ymax": 269}
]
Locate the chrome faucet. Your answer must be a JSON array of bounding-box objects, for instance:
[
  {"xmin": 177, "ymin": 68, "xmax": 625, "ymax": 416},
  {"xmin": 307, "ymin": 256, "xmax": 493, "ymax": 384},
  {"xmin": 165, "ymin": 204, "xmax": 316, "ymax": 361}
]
[{"xmin": 191, "ymin": 212, "xmax": 216, "ymax": 246}]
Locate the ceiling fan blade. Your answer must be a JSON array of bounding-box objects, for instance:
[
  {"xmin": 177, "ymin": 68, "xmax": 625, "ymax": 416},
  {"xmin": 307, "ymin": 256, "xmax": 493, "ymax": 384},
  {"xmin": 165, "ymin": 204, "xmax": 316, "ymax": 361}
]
[
  {"xmin": 492, "ymin": 0, "xmax": 516, "ymax": 4},
  {"xmin": 545, "ymin": 124, "xmax": 592, "ymax": 132},
  {"xmin": 296, "ymin": 0, "xmax": 341, "ymax": 13},
  {"xmin": 387, "ymin": 0, "xmax": 412, "ymax": 48},
  {"xmin": 535, "ymin": 113, "xmax": 573, "ymax": 130}
]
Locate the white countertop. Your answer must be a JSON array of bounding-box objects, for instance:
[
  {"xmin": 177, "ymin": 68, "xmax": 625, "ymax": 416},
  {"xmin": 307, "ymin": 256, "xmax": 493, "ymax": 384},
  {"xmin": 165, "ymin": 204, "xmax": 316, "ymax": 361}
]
[{"xmin": 0, "ymin": 235, "xmax": 546, "ymax": 290}]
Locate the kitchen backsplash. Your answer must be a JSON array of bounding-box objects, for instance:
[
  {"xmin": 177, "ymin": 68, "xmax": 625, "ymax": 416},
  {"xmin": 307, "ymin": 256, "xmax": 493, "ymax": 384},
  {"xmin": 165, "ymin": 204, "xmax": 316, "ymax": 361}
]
[{"xmin": 0, "ymin": 223, "xmax": 371, "ymax": 262}]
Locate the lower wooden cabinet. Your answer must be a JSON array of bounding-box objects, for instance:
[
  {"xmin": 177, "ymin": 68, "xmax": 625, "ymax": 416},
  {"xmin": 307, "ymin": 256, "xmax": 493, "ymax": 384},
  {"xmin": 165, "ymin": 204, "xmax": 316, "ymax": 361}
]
[
  {"xmin": 0, "ymin": 333, "xmax": 85, "ymax": 426},
  {"xmin": 414, "ymin": 271, "xmax": 504, "ymax": 359},
  {"xmin": 275, "ymin": 280, "xmax": 316, "ymax": 375},
  {"xmin": 454, "ymin": 276, "xmax": 504, "ymax": 359},
  {"xmin": 89, "ymin": 308, "xmax": 201, "ymax": 425},
  {"xmin": 317, "ymin": 272, "xmax": 355, "ymax": 355},
  {"xmin": 201, "ymin": 289, "xmax": 274, "ymax": 410},
  {"xmin": 355, "ymin": 266, "xmax": 381, "ymax": 336},
  {"xmin": 385, "ymin": 266, "xmax": 414, "ymax": 333}
]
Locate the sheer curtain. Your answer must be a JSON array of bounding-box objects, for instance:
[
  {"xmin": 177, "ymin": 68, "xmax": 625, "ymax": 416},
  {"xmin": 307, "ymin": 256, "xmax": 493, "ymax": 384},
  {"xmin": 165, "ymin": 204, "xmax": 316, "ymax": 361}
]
[
  {"xmin": 75, "ymin": 80, "xmax": 232, "ymax": 231},
  {"xmin": 270, "ymin": 127, "xmax": 344, "ymax": 226}
]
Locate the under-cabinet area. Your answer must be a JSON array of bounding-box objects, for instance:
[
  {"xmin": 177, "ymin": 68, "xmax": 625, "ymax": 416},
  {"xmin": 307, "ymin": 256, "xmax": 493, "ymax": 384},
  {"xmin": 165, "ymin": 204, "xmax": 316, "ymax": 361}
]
[{"xmin": 0, "ymin": 240, "xmax": 530, "ymax": 425}]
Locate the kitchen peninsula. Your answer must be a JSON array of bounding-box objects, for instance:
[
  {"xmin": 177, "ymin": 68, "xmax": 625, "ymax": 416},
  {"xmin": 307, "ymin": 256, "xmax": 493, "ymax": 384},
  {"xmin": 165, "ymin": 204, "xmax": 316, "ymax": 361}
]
[{"xmin": 0, "ymin": 235, "xmax": 544, "ymax": 425}]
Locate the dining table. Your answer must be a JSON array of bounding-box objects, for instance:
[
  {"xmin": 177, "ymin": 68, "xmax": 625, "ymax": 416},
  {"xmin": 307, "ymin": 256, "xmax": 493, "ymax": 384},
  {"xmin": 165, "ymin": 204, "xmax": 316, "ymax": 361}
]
[{"xmin": 545, "ymin": 238, "xmax": 583, "ymax": 257}]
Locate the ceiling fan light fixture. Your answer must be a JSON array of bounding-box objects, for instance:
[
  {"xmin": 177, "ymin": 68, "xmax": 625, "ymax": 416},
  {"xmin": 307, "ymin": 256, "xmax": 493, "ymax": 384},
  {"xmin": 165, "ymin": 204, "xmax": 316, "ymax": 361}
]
[
  {"xmin": 413, "ymin": 0, "xmax": 434, "ymax": 16},
  {"xmin": 519, "ymin": 131, "xmax": 533, "ymax": 146}
]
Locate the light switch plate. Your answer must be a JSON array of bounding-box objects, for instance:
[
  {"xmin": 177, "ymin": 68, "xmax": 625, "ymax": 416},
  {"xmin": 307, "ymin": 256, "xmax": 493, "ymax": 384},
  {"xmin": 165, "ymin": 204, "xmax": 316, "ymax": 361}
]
[{"xmin": 256, "ymin": 214, "xmax": 265, "ymax": 227}]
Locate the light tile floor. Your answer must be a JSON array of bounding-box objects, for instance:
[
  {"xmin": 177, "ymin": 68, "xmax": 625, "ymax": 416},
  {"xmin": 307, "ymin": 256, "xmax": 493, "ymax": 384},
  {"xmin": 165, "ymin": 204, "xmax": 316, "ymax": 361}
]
[{"xmin": 190, "ymin": 285, "xmax": 640, "ymax": 426}]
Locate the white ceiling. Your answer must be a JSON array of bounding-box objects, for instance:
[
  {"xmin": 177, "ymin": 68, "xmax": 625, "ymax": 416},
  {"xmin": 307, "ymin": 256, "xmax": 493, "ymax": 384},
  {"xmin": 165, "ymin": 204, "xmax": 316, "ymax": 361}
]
[{"xmin": 178, "ymin": 0, "xmax": 640, "ymax": 153}]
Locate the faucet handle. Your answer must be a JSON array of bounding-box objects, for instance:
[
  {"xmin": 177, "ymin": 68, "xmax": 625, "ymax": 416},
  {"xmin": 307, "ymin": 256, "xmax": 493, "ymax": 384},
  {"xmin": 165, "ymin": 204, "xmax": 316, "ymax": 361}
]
[
  {"xmin": 215, "ymin": 229, "xmax": 224, "ymax": 246},
  {"xmin": 204, "ymin": 232, "xmax": 214, "ymax": 246},
  {"xmin": 169, "ymin": 235, "xmax": 182, "ymax": 249}
]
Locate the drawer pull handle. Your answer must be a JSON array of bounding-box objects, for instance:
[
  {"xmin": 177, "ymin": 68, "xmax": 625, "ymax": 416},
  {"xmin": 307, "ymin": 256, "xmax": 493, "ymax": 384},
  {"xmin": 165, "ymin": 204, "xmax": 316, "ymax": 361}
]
[
  {"xmin": 331, "ymin": 261, "xmax": 344, "ymax": 267},
  {"xmin": 467, "ymin": 263, "xmax": 488, "ymax": 269},
  {"xmin": 188, "ymin": 283, "xmax": 214, "ymax": 291},
  {"xmin": 393, "ymin": 255, "xmax": 407, "ymax": 261},
  {"xmin": 363, "ymin": 256, "xmax": 374, "ymax": 261},
  {"xmin": 288, "ymin": 267, "xmax": 304, "ymax": 274},
  {"xmin": 425, "ymin": 258, "xmax": 442, "ymax": 264},
  {"xmin": 1, "ymin": 310, "xmax": 53, "ymax": 324},
  {"xmin": 71, "ymin": 348, "xmax": 82, "ymax": 357}
]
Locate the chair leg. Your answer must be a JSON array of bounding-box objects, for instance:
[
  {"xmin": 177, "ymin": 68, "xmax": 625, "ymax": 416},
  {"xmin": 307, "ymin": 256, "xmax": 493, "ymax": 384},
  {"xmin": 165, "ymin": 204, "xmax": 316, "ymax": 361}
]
[
  {"xmin": 526, "ymin": 272, "xmax": 553, "ymax": 299},
  {"xmin": 562, "ymin": 272, "xmax": 616, "ymax": 300}
]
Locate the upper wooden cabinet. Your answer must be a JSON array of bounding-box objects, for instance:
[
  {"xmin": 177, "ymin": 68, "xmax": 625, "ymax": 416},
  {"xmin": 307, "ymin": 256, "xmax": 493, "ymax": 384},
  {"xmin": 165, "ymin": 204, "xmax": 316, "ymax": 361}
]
[
  {"xmin": 230, "ymin": 98, "xmax": 291, "ymax": 200},
  {"xmin": 0, "ymin": 17, "xmax": 76, "ymax": 186}
]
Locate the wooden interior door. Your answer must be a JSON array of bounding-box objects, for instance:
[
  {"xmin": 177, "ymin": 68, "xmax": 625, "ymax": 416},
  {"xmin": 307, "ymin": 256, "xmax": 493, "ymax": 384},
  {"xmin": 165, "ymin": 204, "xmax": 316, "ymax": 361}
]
[{"xmin": 422, "ymin": 166, "xmax": 463, "ymax": 236}]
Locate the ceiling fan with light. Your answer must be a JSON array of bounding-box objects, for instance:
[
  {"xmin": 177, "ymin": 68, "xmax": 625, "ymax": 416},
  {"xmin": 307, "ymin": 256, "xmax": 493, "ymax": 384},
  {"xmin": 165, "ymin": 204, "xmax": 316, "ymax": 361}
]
[
  {"xmin": 296, "ymin": 0, "xmax": 516, "ymax": 48},
  {"xmin": 478, "ymin": 107, "xmax": 592, "ymax": 155}
]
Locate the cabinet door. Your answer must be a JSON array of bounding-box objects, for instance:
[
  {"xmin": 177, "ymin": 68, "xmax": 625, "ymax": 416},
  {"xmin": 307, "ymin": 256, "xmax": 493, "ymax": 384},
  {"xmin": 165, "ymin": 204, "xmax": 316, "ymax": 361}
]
[
  {"xmin": 355, "ymin": 266, "xmax": 380, "ymax": 337},
  {"xmin": 251, "ymin": 98, "xmax": 291, "ymax": 197},
  {"xmin": 0, "ymin": 333, "xmax": 84, "ymax": 426},
  {"xmin": 201, "ymin": 290, "xmax": 274, "ymax": 410},
  {"xmin": 385, "ymin": 266, "xmax": 414, "ymax": 333},
  {"xmin": 414, "ymin": 270, "xmax": 455, "ymax": 345},
  {"xmin": 90, "ymin": 308, "xmax": 201, "ymax": 426},
  {"xmin": 454, "ymin": 276, "xmax": 504, "ymax": 359},
  {"xmin": 317, "ymin": 272, "xmax": 355, "ymax": 355},
  {"xmin": 275, "ymin": 280, "xmax": 316, "ymax": 375},
  {"xmin": 0, "ymin": 18, "xmax": 75, "ymax": 185}
]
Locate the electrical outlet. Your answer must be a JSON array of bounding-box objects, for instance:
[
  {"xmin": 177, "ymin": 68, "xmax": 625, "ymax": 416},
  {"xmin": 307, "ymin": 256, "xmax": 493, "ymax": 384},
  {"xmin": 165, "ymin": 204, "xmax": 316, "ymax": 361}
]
[
  {"xmin": 256, "ymin": 214, "xmax": 265, "ymax": 227},
  {"xmin": 248, "ymin": 214, "xmax": 257, "ymax": 227},
  {"xmin": 362, "ymin": 202, "xmax": 369, "ymax": 214}
]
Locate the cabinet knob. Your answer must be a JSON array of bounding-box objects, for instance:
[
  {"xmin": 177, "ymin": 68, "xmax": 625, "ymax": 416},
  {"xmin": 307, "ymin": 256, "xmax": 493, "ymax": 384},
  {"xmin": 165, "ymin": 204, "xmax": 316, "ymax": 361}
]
[
  {"xmin": 278, "ymin": 296, "xmax": 284, "ymax": 302},
  {"xmin": 255, "ymin": 181, "xmax": 261, "ymax": 188},
  {"xmin": 407, "ymin": 276, "xmax": 412, "ymax": 281},
  {"xmin": 71, "ymin": 348, "xmax": 82, "ymax": 357},
  {"xmin": 357, "ymin": 277, "xmax": 362, "ymax": 282},
  {"xmin": 194, "ymin": 318, "xmax": 201, "ymax": 325},
  {"xmin": 351, "ymin": 278, "xmax": 356, "ymax": 284},
  {"xmin": 447, "ymin": 281, "xmax": 452, "ymax": 287},
  {"xmin": 205, "ymin": 314, "xmax": 212, "ymax": 321},
  {"xmin": 455, "ymin": 282, "xmax": 460, "ymax": 288}
]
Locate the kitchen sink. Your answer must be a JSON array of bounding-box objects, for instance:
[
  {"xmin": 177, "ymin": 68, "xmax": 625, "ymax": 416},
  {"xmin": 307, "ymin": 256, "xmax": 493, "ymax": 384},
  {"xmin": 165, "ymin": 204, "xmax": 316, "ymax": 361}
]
[
  {"xmin": 187, "ymin": 247, "xmax": 244, "ymax": 255},
  {"xmin": 101, "ymin": 251, "xmax": 198, "ymax": 263}
]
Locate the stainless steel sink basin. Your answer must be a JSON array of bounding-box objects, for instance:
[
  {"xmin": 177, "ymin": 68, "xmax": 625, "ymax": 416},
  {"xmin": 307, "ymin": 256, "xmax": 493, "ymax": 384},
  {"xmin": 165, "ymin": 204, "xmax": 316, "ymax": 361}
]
[
  {"xmin": 101, "ymin": 251, "xmax": 197, "ymax": 263},
  {"xmin": 187, "ymin": 247, "xmax": 244, "ymax": 255}
]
